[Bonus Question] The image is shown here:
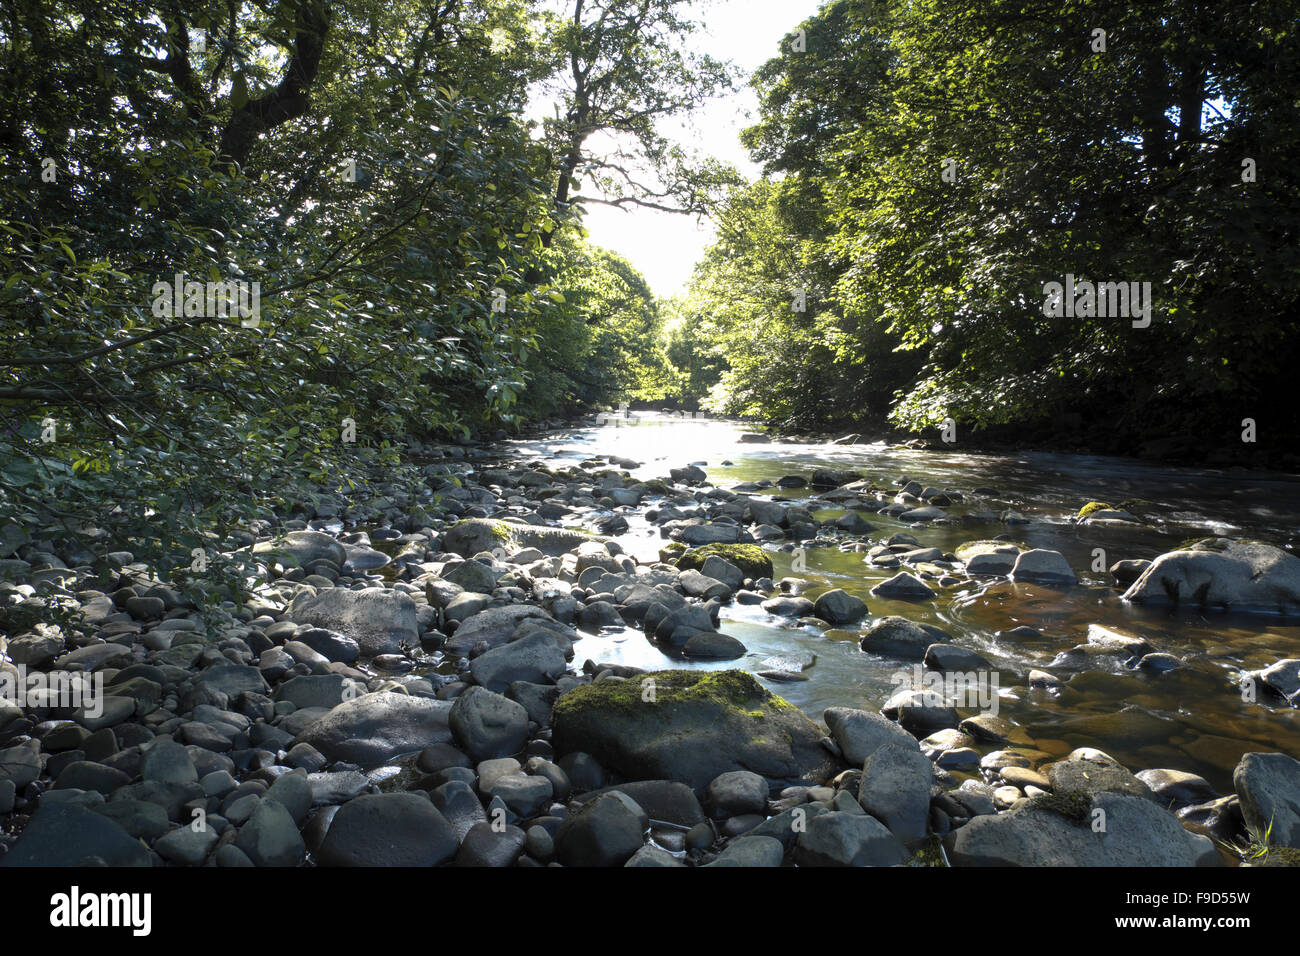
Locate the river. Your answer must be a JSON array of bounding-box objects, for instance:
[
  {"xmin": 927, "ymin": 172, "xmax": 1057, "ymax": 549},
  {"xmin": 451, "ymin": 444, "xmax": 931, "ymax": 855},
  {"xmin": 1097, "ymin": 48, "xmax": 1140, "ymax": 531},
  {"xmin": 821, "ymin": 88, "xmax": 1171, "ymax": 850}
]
[{"xmin": 482, "ymin": 414, "xmax": 1300, "ymax": 795}]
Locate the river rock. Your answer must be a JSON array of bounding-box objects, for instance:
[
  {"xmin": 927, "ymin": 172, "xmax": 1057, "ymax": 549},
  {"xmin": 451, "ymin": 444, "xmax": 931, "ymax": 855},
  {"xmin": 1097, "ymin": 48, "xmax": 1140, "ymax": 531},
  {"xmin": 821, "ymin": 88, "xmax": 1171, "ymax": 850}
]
[
  {"xmin": 1123, "ymin": 539, "xmax": 1300, "ymax": 614},
  {"xmin": 449, "ymin": 686, "xmax": 529, "ymax": 761},
  {"xmin": 1136, "ymin": 769, "xmax": 1217, "ymax": 808},
  {"xmin": 823, "ymin": 707, "xmax": 919, "ymax": 765},
  {"xmin": 1233, "ymin": 752, "xmax": 1300, "ymax": 848},
  {"xmin": 469, "ymin": 631, "xmax": 567, "ymax": 692},
  {"xmin": 1046, "ymin": 751, "xmax": 1155, "ymax": 800},
  {"xmin": 442, "ymin": 519, "xmax": 593, "ymax": 558},
  {"xmin": 870, "ymin": 572, "xmax": 937, "ymax": 600},
  {"xmin": 861, "ymin": 616, "xmax": 948, "ymax": 659},
  {"xmin": 858, "ymin": 743, "xmax": 932, "ymax": 843},
  {"xmin": 316, "ymin": 792, "xmax": 459, "ymax": 866},
  {"xmin": 555, "ymin": 791, "xmax": 648, "ymax": 867},
  {"xmin": 0, "ymin": 802, "xmax": 152, "ymax": 867},
  {"xmin": 288, "ymin": 587, "xmax": 418, "ymax": 656},
  {"xmin": 813, "ymin": 588, "xmax": 868, "ymax": 625},
  {"xmin": 704, "ymin": 770, "xmax": 768, "ymax": 818},
  {"xmin": 551, "ymin": 670, "xmax": 837, "ymax": 790},
  {"xmin": 1010, "ymin": 549, "xmax": 1076, "ymax": 584},
  {"xmin": 793, "ymin": 810, "xmax": 908, "ymax": 866},
  {"xmin": 443, "ymin": 605, "xmax": 559, "ymax": 657},
  {"xmin": 455, "ymin": 820, "xmax": 527, "ymax": 867},
  {"xmin": 253, "ymin": 530, "xmax": 346, "ymax": 570},
  {"xmin": 945, "ymin": 792, "xmax": 1214, "ymax": 865},
  {"xmin": 294, "ymin": 692, "xmax": 453, "ymax": 767}
]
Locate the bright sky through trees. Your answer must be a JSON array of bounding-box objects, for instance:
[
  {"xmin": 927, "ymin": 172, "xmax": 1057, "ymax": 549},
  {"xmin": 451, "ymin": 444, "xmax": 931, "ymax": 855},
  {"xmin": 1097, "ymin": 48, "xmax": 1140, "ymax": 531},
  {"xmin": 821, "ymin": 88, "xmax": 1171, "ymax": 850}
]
[{"xmin": 529, "ymin": 0, "xmax": 824, "ymax": 296}]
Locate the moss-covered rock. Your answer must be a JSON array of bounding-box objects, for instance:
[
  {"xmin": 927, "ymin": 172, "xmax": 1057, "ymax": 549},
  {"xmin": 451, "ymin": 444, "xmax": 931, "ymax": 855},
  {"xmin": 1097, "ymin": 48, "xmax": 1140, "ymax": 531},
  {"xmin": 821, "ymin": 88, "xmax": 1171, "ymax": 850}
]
[
  {"xmin": 551, "ymin": 669, "xmax": 836, "ymax": 790},
  {"xmin": 441, "ymin": 518, "xmax": 595, "ymax": 557},
  {"xmin": 675, "ymin": 543, "xmax": 773, "ymax": 579},
  {"xmin": 658, "ymin": 541, "xmax": 689, "ymax": 564},
  {"xmin": 1076, "ymin": 501, "xmax": 1112, "ymax": 519}
]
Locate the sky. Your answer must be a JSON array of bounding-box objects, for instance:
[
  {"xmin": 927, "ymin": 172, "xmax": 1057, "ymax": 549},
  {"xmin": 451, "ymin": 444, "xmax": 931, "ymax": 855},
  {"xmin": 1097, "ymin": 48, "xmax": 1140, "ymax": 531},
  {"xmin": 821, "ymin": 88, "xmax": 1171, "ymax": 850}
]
[{"xmin": 531, "ymin": 0, "xmax": 826, "ymax": 299}]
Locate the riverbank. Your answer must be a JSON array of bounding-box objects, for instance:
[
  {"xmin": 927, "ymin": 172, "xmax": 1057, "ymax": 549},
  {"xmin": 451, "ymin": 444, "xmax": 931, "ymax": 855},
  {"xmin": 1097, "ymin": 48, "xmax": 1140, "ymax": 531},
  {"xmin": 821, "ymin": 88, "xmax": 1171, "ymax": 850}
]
[{"xmin": 2, "ymin": 421, "xmax": 1299, "ymax": 866}]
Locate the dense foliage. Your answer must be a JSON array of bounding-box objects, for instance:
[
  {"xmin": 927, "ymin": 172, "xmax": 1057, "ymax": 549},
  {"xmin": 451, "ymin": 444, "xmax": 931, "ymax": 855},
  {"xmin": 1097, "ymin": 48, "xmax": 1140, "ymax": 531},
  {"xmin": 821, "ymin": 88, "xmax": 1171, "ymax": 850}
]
[
  {"xmin": 681, "ymin": 0, "xmax": 1300, "ymax": 462},
  {"xmin": 0, "ymin": 0, "xmax": 712, "ymax": 570}
]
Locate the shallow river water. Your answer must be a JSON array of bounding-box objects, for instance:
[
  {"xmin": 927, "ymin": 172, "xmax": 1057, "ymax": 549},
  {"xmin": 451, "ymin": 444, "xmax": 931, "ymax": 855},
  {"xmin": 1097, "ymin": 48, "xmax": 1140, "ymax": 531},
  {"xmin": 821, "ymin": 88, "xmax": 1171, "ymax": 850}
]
[{"xmin": 495, "ymin": 415, "xmax": 1300, "ymax": 794}]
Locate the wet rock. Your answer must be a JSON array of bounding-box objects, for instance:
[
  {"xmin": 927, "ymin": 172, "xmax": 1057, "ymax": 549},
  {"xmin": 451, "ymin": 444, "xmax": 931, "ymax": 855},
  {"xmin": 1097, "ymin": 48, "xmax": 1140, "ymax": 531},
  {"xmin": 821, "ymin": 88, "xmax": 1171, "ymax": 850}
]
[
  {"xmin": 881, "ymin": 688, "xmax": 959, "ymax": 734},
  {"xmin": 1136, "ymin": 768, "xmax": 1217, "ymax": 808},
  {"xmin": 626, "ymin": 844, "xmax": 685, "ymax": 867},
  {"xmin": 681, "ymin": 631, "xmax": 747, "ymax": 660},
  {"xmin": 1136, "ymin": 652, "xmax": 1182, "ymax": 673},
  {"xmin": 813, "ymin": 588, "xmax": 869, "ymax": 625},
  {"xmin": 1010, "ymin": 549, "xmax": 1076, "ymax": 585},
  {"xmin": 762, "ymin": 596, "xmax": 815, "ymax": 617},
  {"xmin": 861, "ymin": 616, "xmax": 949, "ymax": 659},
  {"xmin": 871, "ymin": 572, "xmax": 937, "ymax": 600},
  {"xmin": 1109, "ymin": 559, "xmax": 1151, "ymax": 586},
  {"xmin": 924, "ymin": 644, "xmax": 991, "ymax": 672}
]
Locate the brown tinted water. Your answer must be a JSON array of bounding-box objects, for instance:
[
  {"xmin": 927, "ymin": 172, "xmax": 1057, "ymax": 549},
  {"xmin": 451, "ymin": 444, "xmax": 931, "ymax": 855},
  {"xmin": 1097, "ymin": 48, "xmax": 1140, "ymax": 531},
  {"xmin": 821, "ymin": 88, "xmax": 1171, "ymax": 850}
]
[{"xmin": 498, "ymin": 417, "xmax": 1300, "ymax": 794}]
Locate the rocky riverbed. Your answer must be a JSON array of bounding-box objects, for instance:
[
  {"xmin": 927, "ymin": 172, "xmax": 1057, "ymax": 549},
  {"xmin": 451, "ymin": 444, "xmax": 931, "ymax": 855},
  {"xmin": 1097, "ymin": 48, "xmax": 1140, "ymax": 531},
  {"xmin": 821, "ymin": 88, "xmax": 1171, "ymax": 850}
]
[{"xmin": 2, "ymin": 422, "xmax": 1300, "ymax": 867}]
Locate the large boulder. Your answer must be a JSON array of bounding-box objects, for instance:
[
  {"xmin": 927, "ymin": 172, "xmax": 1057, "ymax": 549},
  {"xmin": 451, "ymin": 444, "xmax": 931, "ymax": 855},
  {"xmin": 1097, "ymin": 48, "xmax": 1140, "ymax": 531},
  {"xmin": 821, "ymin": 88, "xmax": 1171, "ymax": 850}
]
[
  {"xmin": 0, "ymin": 803, "xmax": 152, "ymax": 867},
  {"xmin": 944, "ymin": 792, "xmax": 1215, "ymax": 866},
  {"xmin": 252, "ymin": 530, "xmax": 346, "ymax": 570},
  {"xmin": 442, "ymin": 605, "xmax": 561, "ymax": 658},
  {"xmin": 316, "ymin": 792, "xmax": 459, "ymax": 866},
  {"xmin": 1233, "ymin": 752, "xmax": 1300, "ymax": 848},
  {"xmin": 858, "ymin": 743, "xmax": 933, "ymax": 843},
  {"xmin": 469, "ymin": 631, "xmax": 568, "ymax": 693},
  {"xmin": 288, "ymin": 588, "xmax": 419, "ymax": 656},
  {"xmin": 442, "ymin": 519, "xmax": 595, "ymax": 558},
  {"xmin": 1123, "ymin": 539, "xmax": 1300, "ymax": 615},
  {"xmin": 551, "ymin": 670, "xmax": 838, "ymax": 790},
  {"xmin": 293, "ymin": 692, "xmax": 453, "ymax": 767}
]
